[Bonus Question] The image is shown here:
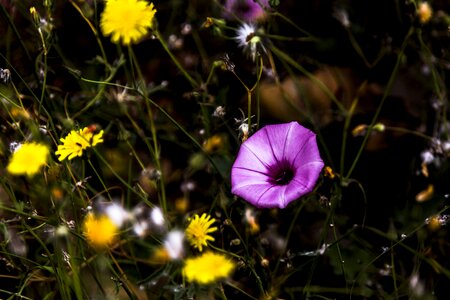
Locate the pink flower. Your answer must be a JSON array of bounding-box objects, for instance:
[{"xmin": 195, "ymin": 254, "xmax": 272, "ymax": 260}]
[
  {"xmin": 223, "ymin": 0, "xmax": 269, "ymax": 22},
  {"xmin": 231, "ymin": 122, "xmax": 324, "ymax": 208}
]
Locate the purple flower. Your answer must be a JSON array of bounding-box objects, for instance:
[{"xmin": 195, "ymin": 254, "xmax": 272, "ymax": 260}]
[
  {"xmin": 231, "ymin": 122, "xmax": 324, "ymax": 208},
  {"xmin": 223, "ymin": 0, "xmax": 269, "ymax": 22}
]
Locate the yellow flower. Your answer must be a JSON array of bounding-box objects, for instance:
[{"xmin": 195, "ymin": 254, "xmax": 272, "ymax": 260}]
[
  {"xmin": 185, "ymin": 213, "xmax": 217, "ymax": 252},
  {"xmin": 83, "ymin": 213, "xmax": 118, "ymax": 248},
  {"xmin": 417, "ymin": 2, "xmax": 432, "ymax": 24},
  {"xmin": 202, "ymin": 135, "xmax": 224, "ymax": 153},
  {"xmin": 183, "ymin": 252, "xmax": 235, "ymax": 284},
  {"xmin": 55, "ymin": 127, "xmax": 104, "ymax": 161},
  {"xmin": 7, "ymin": 142, "xmax": 49, "ymax": 177},
  {"xmin": 100, "ymin": 0, "xmax": 157, "ymax": 45}
]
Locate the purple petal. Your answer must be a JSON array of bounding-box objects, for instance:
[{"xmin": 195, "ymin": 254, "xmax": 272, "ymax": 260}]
[
  {"xmin": 231, "ymin": 121, "xmax": 324, "ymax": 209},
  {"xmin": 291, "ymin": 135, "xmax": 323, "ymax": 168},
  {"xmin": 223, "ymin": 0, "xmax": 269, "ymax": 22},
  {"xmin": 233, "ymin": 129, "xmax": 278, "ymax": 173}
]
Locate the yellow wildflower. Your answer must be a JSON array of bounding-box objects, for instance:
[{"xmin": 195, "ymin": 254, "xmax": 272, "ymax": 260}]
[
  {"xmin": 55, "ymin": 127, "xmax": 104, "ymax": 161},
  {"xmin": 185, "ymin": 213, "xmax": 217, "ymax": 252},
  {"xmin": 417, "ymin": 2, "xmax": 432, "ymax": 24},
  {"xmin": 203, "ymin": 135, "xmax": 224, "ymax": 153},
  {"xmin": 183, "ymin": 252, "xmax": 235, "ymax": 284},
  {"xmin": 83, "ymin": 213, "xmax": 118, "ymax": 248},
  {"xmin": 100, "ymin": 0, "xmax": 157, "ymax": 45},
  {"xmin": 7, "ymin": 142, "xmax": 49, "ymax": 177}
]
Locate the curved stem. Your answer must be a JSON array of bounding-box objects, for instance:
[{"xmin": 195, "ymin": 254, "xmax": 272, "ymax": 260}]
[
  {"xmin": 345, "ymin": 27, "xmax": 414, "ymax": 180},
  {"xmin": 155, "ymin": 30, "xmax": 198, "ymax": 88}
]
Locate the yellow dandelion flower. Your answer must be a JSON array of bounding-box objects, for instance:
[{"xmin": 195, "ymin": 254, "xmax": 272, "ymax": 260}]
[
  {"xmin": 83, "ymin": 213, "xmax": 118, "ymax": 248},
  {"xmin": 417, "ymin": 2, "xmax": 432, "ymax": 24},
  {"xmin": 55, "ymin": 127, "xmax": 104, "ymax": 161},
  {"xmin": 183, "ymin": 252, "xmax": 235, "ymax": 284},
  {"xmin": 185, "ymin": 213, "xmax": 218, "ymax": 252},
  {"xmin": 7, "ymin": 142, "xmax": 49, "ymax": 177},
  {"xmin": 100, "ymin": 0, "xmax": 157, "ymax": 45}
]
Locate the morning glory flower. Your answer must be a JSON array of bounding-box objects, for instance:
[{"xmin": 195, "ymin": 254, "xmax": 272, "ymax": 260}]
[
  {"xmin": 231, "ymin": 121, "xmax": 324, "ymax": 208},
  {"xmin": 223, "ymin": 0, "xmax": 269, "ymax": 22}
]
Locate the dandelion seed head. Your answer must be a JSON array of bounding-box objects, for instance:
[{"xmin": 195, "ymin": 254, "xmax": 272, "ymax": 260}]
[
  {"xmin": 0, "ymin": 68, "xmax": 11, "ymax": 83},
  {"xmin": 212, "ymin": 106, "xmax": 226, "ymax": 118},
  {"xmin": 235, "ymin": 23, "xmax": 266, "ymax": 61},
  {"xmin": 333, "ymin": 7, "xmax": 350, "ymax": 28}
]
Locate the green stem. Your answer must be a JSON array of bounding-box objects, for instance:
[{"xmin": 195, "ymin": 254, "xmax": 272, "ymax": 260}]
[
  {"xmin": 155, "ymin": 30, "xmax": 198, "ymax": 88},
  {"xmin": 128, "ymin": 46, "xmax": 167, "ymax": 213},
  {"xmin": 345, "ymin": 27, "xmax": 414, "ymax": 179},
  {"xmin": 69, "ymin": 0, "xmax": 108, "ymax": 65},
  {"xmin": 270, "ymin": 45, "xmax": 346, "ymax": 113},
  {"xmin": 340, "ymin": 82, "xmax": 366, "ymax": 179}
]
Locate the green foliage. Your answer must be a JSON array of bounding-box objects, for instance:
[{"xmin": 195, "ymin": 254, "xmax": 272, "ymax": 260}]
[{"xmin": 1, "ymin": 0, "xmax": 450, "ymax": 299}]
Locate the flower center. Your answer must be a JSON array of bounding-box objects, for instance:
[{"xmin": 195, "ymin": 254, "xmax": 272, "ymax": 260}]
[{"xmin": 271, "ymin": 168, "xmax": 294, "ymax": 185}]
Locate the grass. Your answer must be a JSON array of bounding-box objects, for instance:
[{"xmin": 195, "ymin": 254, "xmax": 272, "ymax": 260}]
[{"xmin": 1, "ymin": 0, "xmax": 450, "ymax": 299}]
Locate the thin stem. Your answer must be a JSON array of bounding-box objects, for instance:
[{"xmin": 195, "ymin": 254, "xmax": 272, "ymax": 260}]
[
  {"xmin": 345, "ymin": 27, "xmax": 414, "ymax": 179},
  {"xmin": 270, "ymin": 44, "xmax": 346, "ymax": 113},
  {"xmin": 128, "ymin": 46, "xmax": 167, "ymax": 213},
  {"xmin": 155, "ymin": 30, "xmax": 198, "ymax": 88},
  {"xmin": 340, "ymin": 82, "xmax": 366, "ymax": 178},
  {"xmin": 69, "ymin": 0, "xmax": 108, "ymax": 65}
]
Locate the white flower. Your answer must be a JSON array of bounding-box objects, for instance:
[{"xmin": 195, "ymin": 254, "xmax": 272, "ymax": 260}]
[
  {"xmin": 421, "ymin": 150, "xmax": 434, "ymax": 164},
  {"xmin": 105, "ymin": 203, "xmax": 130, "ymax": 227},
  {"xmin": 133, "ymin": 221, "xmax": 149, "ymax": 237},
  {"xmin": 9, "ymin": 141, "xmax": 22, "ymax": 153},
  {"xmin": 235, "ymin": 23, "xmax": 265, "ymax": 61},
  {"xmin": 333, "ymin": 8, "xmax": 350, "ymax": 28},
  {"xmin": 163, "ymin": 230, "xmax": 184, "ymax": 260},
  {"xmin": 150, "ymin": 207, "xmax": 165, "ymax": 227}
]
